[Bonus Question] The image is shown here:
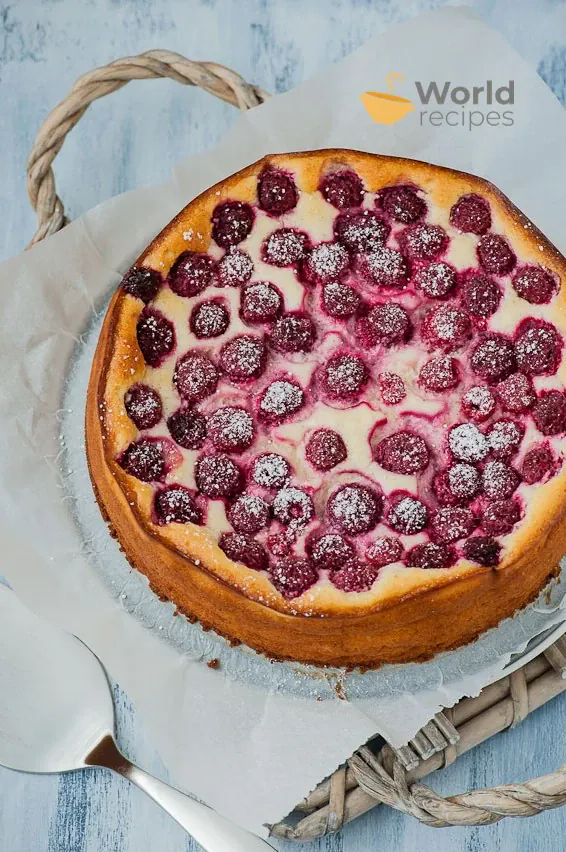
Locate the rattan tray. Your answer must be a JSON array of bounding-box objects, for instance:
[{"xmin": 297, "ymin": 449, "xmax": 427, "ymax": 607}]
[{"xmin": 25, "ymin": 50, "xmax": 566, "ymax": 842}]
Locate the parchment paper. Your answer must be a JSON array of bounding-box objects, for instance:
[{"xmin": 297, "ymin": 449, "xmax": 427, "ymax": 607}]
[{"xmin": 1, "ymin": 6, "xmax": 566, "ymax": 836}]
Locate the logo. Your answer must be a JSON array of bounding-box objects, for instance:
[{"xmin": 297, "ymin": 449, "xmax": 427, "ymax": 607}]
[
  {"xmin": 360, "ymin": 73, "xmax": 414, "ymax": 125},
  {"xmin": 361, "ymin": 74, "xmax": 515, "ymax": 130}
]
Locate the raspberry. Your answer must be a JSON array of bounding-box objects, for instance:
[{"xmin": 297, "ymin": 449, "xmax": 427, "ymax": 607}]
[
  {"xmin": 431, "ymin": 507, "xmax": 476, "ymax": 544},
  {"xmin": 532, "ymin": 391, "xmax": 566, "ymax": 436},
  {"xmin": 323, "ymin": 353, "xmax": 368, "ymax": 398},
  {"xmin": 194, "ymin": 454, "xmax": 243, "ymax": 498},
  {"xmin": 407, "ymin": 543, "xmax": 454, "ymax": 570},
  {"xmin": 481, "ymin": 461, "xmax": 520, "ymax": 499},
  {"xmin": 421, "ymin": 305, "xmax": 471, "ymax": 350},
  {"xmin": 496, "ymin": 373, "xmax": 535, "ymax": 413},
  {"xmin": 219, "ymin": 533, "xmax": 268, "ymax": 571},
  {"xmin": 448, "ymin": 423, "xmax": 489, "ymax": 462},
  {"xmin": 399, "ymin": 224, "xmax": 448, "ymax": 260},
  {"xmin": 322, "ymin": 282, "xmax": 361, "ymax": 318},
  {"xmin": 461, "ymin": 386, "xmax": 496, "ymax": 422},
  {"xmin": 308, "ymin": 533, "xmax": 355, "ymax": 571},
  {"xmin": 207, "ymin": 407, "xmax": 255, "ymax": 453},
  {"xmin": 332, "ymin": 559, "xmax": 379, "ymax": 593},
  {"xmin": 357, "ymin": 247, "xmax": 409, "ymax": 289},
  {"xmin": 305, "ymin": 429, "xmax": 347, "ymax": 471},
  {"xmin": 470, "ymin": 335, "xmax": 516, "ymax": 383},
  {"xmin": 262, "ymin": 228, "xmax": 309, "ymax": 267},
  {"xmin": 258, "ymin": 380, "xmax": 305, "ymax": 423},
  {"xmin": 464, "ymin": 536, "xmax": 501, "ymax": 567},
  {"xmin": 461, "ymin": 273, "xmax": 501, "ymax": 318},
  {"xmin": 356, "ymin": 303, "xmax": 410, "ymax": 347},
  {"xmin": 326, "ymin": 484, "xmax": 382, "ymax": 535},
  {"xmin": 216, "ymin": 248, "xmax": 254, "ymax": 287},
  {"xmin": 119, "ymin": 438, "xmax": 166, "ymax": 482},
  {"xmin": 251, "ymin": 453, "xmax": 291, "ymax": 488},
  {"xmin": 190, "ymin": 300, "xmax": 230, "ymax": 339},
  {"xmin": 228, "ymin": 494, "xmax": 270, "ymax": 534},
  {"xmin": 122, "ymin": 266, "xmax": 161, "ymax": 303},
  {"xmin": 514, "ymin": 320, "xmax": 561, "ymax": 376},
  {"xmin": 320, "ymin": 169, "xmax": 364, "ymax": 209},
  {"xmin": 334, "ymin": 209, "xmax": 389, "ymax": 252},
  {"xmin": 240, "ymin": 282, "xmax": 283, "ymax": 324},
  {"xmin": 366, "ymin": 537, "xmax": 403, "ymax": 567},
  {"xmin": 450, "ymin": 194, "xmax": 492, "ymax": 235},
  {"xmin": 487, "ymin": 420, "xmax": 524, "ymax": 459},
  {"xmin": 167, "ymin": 409, "xmax": 207, "ymax": 450},
  {"xmin": 169, "ymin": 251, "xmax": 215, "ymax": 297},
  {"xmin": 482, "ymin": 499, "xmax": 521, "ymax": 536},
  {"xmin": 415, "ymin": 262, "xmax": 456, "ymax": 298},
  {"xmin": 477, "ymin": 233, "xmax": 516, "ymax": 275},
  {"xmin": 446, "ymin": 463, "xmax": 481, "ymax": 502},
  {"xmin": 270, "ymin": 312, "xmax": 316, "ymax": 353},
  {"xmin": 272, "ymin": 487, "xmax": 314, "ymax": 527},
  {"xmin": 386, "ymin": 494, "xmax": 429, "ymax": 535},
  {"xmin": 379, "ymin": 372, "xmax": 406, "ymax": 405},
  {"xmin": 380, "ymin": 185, "xmax": 426, "ymax": 224},
  {"xmin": 257, "ymin": 168, "xmax": 298, "ymax": 215},
  {"xmin": 173, "ymin": 351, "xmax": 218, "ymax": 403},
  {"xmin": 300, "ymin": 242, "xmax": 350, "ymax": 285},
  {"xmin": 521, "ymin": 446, "xmax": 554, "ymax": 484},
  {"xmin": 374, "ymin": 431, "xmax": 430, "ymax": 474},
  {"xmin": 512, "ymin": 266, "xmax": 558, "ymax": 305},
  {"xmin": 419, "ymin": 356, "xmax": 460, "ymax": 392},
  {"xmin": 219, "ymin": 335, "xmax": 267, "ymax": 381},
  {"xmin": 270, "ymin": 558, "xmax": 318, "ymax": 599},
  {"xmin": 137, "ymin": 309, "xmax": 175, "ymax": 367},
  {"xmin": 124, "ymin": 384, "xmax": 162, "ymax": 430},
  {"xmin": 155, "ymin": 486, "xmax": 202, "ymax": 525},
  {"xmin": 211, "ymin": 201, "xmax": 254, "ymax": 247}
]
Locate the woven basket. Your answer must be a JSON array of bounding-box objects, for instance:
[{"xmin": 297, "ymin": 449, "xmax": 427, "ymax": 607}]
[{"xmin": 26, "ymin": 50, "xmax": 566, "ymax": 842}]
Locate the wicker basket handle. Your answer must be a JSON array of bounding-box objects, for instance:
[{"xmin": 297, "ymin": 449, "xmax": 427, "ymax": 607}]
[
  {"xmin": 25, "ymin": 50, "xmax": 566, "ymax": 835},
  {"xmin": 26, "ymin": 49, "xmax": 269, "ymax": 247}
]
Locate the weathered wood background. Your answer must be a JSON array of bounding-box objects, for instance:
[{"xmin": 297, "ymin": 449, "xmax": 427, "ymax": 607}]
[{"xmin": 1, "ymin": 1, "xmax": 565, "ymax": 849}]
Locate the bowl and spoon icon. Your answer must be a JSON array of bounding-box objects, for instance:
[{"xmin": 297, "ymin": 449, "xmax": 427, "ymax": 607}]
[{"xmin": 360, "ymin": 73, "xmax": 415, "ymax": 124}]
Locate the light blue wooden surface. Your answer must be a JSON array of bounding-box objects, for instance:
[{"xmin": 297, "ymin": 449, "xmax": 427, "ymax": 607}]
[{"xmin": 1, "ymin": 1, "xmax": 566, "ymax": 850}]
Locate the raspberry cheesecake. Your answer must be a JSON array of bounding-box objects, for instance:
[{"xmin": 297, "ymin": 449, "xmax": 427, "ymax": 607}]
[{"xmin": 86, "ymin": 150, "xmax": 566, "ymax": 667}]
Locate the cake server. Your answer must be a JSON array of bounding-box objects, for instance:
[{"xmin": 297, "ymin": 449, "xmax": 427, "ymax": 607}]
[{"xmin": 0, "ymin": 584, "xmax": 274, "ymax": 851}]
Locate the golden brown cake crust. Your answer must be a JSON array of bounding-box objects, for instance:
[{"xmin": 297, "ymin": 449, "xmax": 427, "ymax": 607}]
[{"xmin": 86, "ymin": 149, "xmax": 566, "ymax": 667}]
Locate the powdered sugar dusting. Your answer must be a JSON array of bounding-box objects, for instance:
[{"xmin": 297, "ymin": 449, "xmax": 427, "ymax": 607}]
[
  {"xmin": 387, "ymin": 496, "xmax": 428, "ymax": 534},
  {"xmin": 487, "ymin": 420, "xmax": 523, "ymax": 457},
  {"xmin": 252, "ymin": 453, "xmax": 290, "ymax": 488},
  {"xmin": 273, "ymin": 487, "xmax": 314, "ymax": 531},
  {"xmin": 259, "ymin": 380, "xmax": 304, "ymax": 420},
  {"xmin": 449, "ymin": 423, "xmax": 489, "ymax": 462},
  {"xmin": 363, "ymin": 246, "xmax": 408, "ymax": 287},
  {"xmin": 305, "ymin": 242, "xmax": 349, "ymax": 281},
  {"xmin": 447, "ymin": 463, "xmax": 480, "ymax": 499},
  {"xmin": 217, "ymin": 248, "xmax": 254, "ymax": 287},
  {"xmin": 207, "ymin": 407, "xmax": 254, "ymax": 452},
  {"xmin": 327, "ymin": 485, "xmax": 380, "ymax": 535},
  {"xmin": 263, "ymin": 228, "xmax": 308, "ymax": 266}
]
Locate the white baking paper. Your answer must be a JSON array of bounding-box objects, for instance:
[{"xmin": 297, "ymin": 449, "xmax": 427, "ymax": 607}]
[{"xmin": 1, "ymin": 6, "xmax": 566, "ymax": 837}]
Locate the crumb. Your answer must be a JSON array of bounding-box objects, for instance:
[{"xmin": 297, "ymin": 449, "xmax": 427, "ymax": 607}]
[{"xmin": 207, "ymin": 658, "xmax": 220, "ymax": 669}]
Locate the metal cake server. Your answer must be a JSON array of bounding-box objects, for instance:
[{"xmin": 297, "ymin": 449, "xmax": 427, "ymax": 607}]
[{"xmin": 0, "ymin": 584, "xmax": 273, "ymax": 851}]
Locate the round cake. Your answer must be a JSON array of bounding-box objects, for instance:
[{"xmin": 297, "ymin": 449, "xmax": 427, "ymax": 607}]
[{"xmin": 86, "ymin": 149, "xmax": 566, "ymax": 667}]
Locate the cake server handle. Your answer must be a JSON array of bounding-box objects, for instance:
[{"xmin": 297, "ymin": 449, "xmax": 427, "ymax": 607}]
[{"xmin": 87, "ymin": 736, "xmax": 275, "ymax": 851}]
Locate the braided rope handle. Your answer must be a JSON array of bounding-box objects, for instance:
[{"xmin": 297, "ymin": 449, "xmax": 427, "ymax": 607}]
[
  {"xmin": 26, "ymin": 50, "xmax": 566, "ymax": 832},
  {"xmin": 26, "ymin": 49, "xmax": 269, "ymax": 246}
]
